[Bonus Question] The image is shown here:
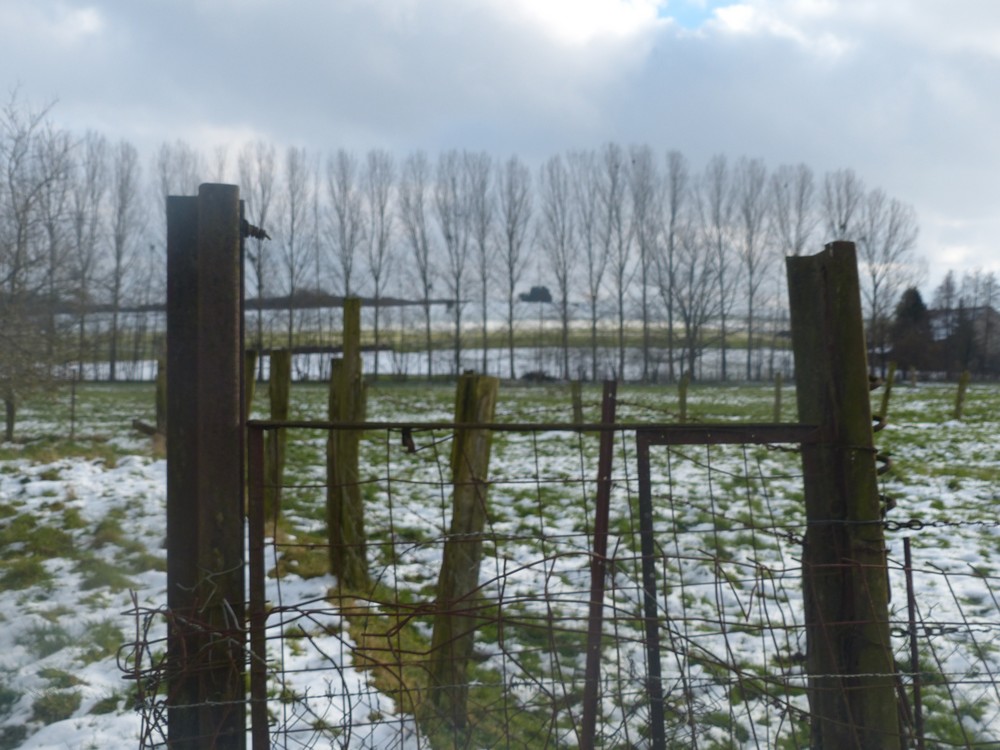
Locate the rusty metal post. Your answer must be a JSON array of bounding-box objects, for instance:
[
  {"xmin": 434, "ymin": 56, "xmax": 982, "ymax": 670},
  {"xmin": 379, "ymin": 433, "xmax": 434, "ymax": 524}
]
[
  {"xmin": 166, "ymin": 184, "xmax": 246, "ymax": 749},
  {"xmin": 581, "ymin": 381, "xmax": 618, "ymax": 749}
]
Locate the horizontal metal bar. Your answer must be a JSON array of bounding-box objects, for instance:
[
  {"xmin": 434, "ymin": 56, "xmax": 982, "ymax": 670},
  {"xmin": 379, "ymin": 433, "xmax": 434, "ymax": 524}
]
[
  {"xmin": 247, "ymin": 419, "xmax": 821, "ymax": 438},
  {"xmin": 637, "ymin": 423, "xmax": 822, "ymax": 446}
]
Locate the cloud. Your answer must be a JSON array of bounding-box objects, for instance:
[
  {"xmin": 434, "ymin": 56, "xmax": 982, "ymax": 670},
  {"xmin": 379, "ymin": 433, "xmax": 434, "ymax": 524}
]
[
  {"xmin": 0, "ymin": 2, "xmax": 104, "ymax": 45},
  {"xmin": 504, "ymin": 0, "xmax": 667, "ymax": 45},
  {"xmin": 2, "ymin": 0, "xmax": 1000, "ymax": 287}
]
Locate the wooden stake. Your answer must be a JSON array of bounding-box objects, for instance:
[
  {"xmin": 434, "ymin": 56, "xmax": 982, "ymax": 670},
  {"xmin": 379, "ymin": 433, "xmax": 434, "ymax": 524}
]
[
  {"xmin": 327, "ymin": 297, "xmax": 369, "ymax": 589},
  {"xmin": 426, "ymin": 371, "xmax": 499, "ymax": 730},
  {"xmin": 264, "ymin": 349, "xmax": 290, "ymax": 519}
]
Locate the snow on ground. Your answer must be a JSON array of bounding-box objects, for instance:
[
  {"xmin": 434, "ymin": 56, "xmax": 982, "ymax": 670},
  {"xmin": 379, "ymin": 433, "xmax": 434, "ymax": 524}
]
[
  {"xmin": 0, "ymin": 381, "xmax": 997, "ymax": 747},
  {"xmin": 0, "ymin": 456, "xmax": 166, "ymax": 749}
]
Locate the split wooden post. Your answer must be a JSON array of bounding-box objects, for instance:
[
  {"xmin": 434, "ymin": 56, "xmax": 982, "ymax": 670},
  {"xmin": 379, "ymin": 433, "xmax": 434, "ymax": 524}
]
[
  {"xmin": 787, "ymin": 241, "xmax": 901, "ymax": 749},
  {"xmin": 166, "ymin": 184, "xmax": 246, "ymax": 749},
  {"xmin": 327, "ymin": 297, "xmax": 369, "ymax": 589},
  {"xmin": 265, "ymin": 349, "xmax": 291, "ymax": 519},
  {"xmin": 426, "ymin": 371, "xmax": 499, "ymax": 729}
]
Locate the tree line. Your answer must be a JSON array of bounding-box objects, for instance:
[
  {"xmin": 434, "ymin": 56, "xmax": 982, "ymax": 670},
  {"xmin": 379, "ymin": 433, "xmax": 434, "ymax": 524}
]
[
  {"xmin": 891, "ymin": 269, "xmax": 999, "ymax": 378},
  {"xmin": 1, "ymin": 90, "xmax": 932, "ymax": 429}
]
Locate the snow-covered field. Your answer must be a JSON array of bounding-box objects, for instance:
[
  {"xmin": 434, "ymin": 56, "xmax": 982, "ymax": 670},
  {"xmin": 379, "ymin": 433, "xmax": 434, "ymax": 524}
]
[{"xmin": 0, "ymin": 380, "xmax": 997, "ymax": 748}]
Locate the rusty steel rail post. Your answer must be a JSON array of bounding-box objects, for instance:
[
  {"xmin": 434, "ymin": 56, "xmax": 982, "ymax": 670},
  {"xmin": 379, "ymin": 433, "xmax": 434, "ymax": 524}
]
[
  {"xmin": 248, "ymin": 424, "xmax": 269, "ymax": 750},
  {"xmin": 636, "ymin": 433, "xmax": 667, "ymax": 750},
  {"xmin": 635, "ymin": 422, "xmax": 823, "ymax": 750},
  {"xmin": 580, "ymin": 381, "xmax": 618, "ymax": 749}
]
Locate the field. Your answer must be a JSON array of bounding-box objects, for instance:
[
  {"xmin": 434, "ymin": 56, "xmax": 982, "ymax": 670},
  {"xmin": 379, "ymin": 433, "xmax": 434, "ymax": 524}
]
[{"xmin": 0, "ymin": 379, "xmax": 997, "ymax": 748}]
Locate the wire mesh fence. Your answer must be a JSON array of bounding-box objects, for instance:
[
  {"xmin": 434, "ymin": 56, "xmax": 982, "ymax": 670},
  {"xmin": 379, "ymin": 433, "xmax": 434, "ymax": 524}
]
[
  {"xmin": 123, "ymin": 406, "xmax": 1000, "ymax": 748},
  {"xmin": 241, "ymin": 420, "xmax": 810, "ymax": 748}
]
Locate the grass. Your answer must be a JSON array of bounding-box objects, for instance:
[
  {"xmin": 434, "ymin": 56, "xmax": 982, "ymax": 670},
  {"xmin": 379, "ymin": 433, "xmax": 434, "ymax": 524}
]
[
  {"xmin": 30, "ymin": 689, "xmax": 82, "ymax": 724},
  {"xmin": 2, "ymin": 376, "xmax": 1000, "ymax": 746}
]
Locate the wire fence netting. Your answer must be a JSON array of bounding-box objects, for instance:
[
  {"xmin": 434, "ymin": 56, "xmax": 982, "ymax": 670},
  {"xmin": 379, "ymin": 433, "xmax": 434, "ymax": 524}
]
[{"xmin": 125, "ymin": 415, "xmax": 1000, "ymax": 748}]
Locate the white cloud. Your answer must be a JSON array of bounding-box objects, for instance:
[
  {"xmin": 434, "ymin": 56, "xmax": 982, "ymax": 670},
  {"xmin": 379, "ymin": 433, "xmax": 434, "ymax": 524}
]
[
  {"xmin": 0, "ymin": 2, "xmax": 104, "ymax": 45},
  {"xmin": 505, "ymin": 0, "xmax": 668, "ymax": 45},
  {"xmin": 707, "ymin": 2, "xmax": 853, "ymax": 58},
  {"xmin": 4, "ymin": 0, "xmax": 1000, "ymax": 287}
]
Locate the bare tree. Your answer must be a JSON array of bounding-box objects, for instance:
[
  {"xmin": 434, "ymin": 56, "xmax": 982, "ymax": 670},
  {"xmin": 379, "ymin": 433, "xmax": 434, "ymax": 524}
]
[
  {"xmin": 211, "ymin": 143, "xmax": 229, "ymax": 183},
  {"xmin": 771, "ymin": 163, "xmax": 817, "ymax": 257},
  {"xmin": 978, "ymin": 271, "xmax": 998, "ymax": 372},
  {"xmin": 465, "ymin": 152, "xmax": 494, "ymax": 374},
  {"xmin": 496, "ymin": 154, "xmax": 532, "ymax": 379},
  {"xmin": 150, "ymin": 139, "xmax": 204, "ymax": 297},
  {"xmin": 697, "ymin": 154, "xmax": 736, "ymax": 380},
  {"xmin": 933, "ymin": 269, "xmax": 958, "ymax": 346},
  {"xmin": 822, "ymin": 167, "xmax": 865, "ymax": 241},
  {"xmin": 658, "ymin": 150, "xmax": 689, "ymax": 382},
  {"xmin": 277, "ymin": 146, "xmax": 314, "ymax": 347},
  {"xmin": 363, "ymin": 148, "xmax": 394, "ymax": 379},
  {"xmin": 628, "ymin": 144, "xmax": 660, "ymax": 381},
  {"xmin": 398, "ymin": 151, "xmax": 436, "ymax": 380},
  {"xmin": 308, "ymin": 151, "xmax": 328, "ymax": 358},
  {"xmin": 856, "ymin": 188, "xmax": 919, "ymax": 375},
  {"xmin": 154, "ymin": 139, "xmax": 203, "ymax": 200},
  {"xmin": 733, "ymin": 156, "xmax": 771, "ymax": 380},
  {"xmin": 327, "ymin": 149, "xmax": 365, "ymax": 297},
  {"xmin": 568, "ymin": 149, "xmax": 606, "ymax": 380},
  {"xmin": 670, "ymin": 216, "xmax": 717, "ymax": 379},
  {"xmin": 599, "ymin": 142, "xmax": 633, "ymax": 378},
  {"xmin": 537, "ymin": 153, "xmax": 576, "ymax": 379},
  {"xmin": 0, "ymin": 93, "xmax": 70, "ymax": 438},
  {"xmin": 435, "ymin": 150, "xmax": 472, "ymax": 375},
  {"xmin": 238, "ymin": 140, "xmax": 277, "ymax": 364},
  {"xmin": 69, "ymin": 131, "xmax": 108, "ymax": 376},
  {"xmin": 107, "ymin": 140, "xmax": 145, "ymax": 382},
  {"xmin": 36, "ymin": 124, "xmax": 74, "ymax": 357}
]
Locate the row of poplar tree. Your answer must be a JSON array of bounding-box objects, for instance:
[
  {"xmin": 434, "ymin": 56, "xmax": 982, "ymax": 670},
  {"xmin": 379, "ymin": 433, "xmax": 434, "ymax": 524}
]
[{"xmin": 1, "ymin": 90, "xmax": 930, "ymax": 420}]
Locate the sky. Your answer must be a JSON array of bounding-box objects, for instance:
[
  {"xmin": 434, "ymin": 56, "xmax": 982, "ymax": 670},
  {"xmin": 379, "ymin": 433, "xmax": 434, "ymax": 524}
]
[{"xmin": 2, "ymin": 0, "xmax": 1000, "ymax": 293}]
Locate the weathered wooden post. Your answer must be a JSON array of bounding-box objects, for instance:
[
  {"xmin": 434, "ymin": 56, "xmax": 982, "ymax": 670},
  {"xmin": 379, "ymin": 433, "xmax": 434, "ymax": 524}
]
[
  {"xmin": 155, "ymin": 357, "xmax": 167, "ymax": 433},
  {"xmin": 571, "ymin": 380, "xmax": 584, "ymax": 425},
  {"xmin": 953, "ymin": 369, "xmax": 971, "ymax": 420},
  {"xmin": 787, "ymin": 241, "xmax": 901, "ymax": 749},
  {"xmin": 878, "ymin": 361, "xmax": 897, "ymax": 425},
  {"xmin": 773, "ymin": 372, "xmax": 783, "ymax": 423},
  {"xmin": 425, "ymin": 371, "xmax": 499, "ymax": 730},
  {"xmin": 678, "ymin": 371, "xmax": 690, "ymax": 423},
  {"xmin": 166, "ymin": 184, "xmax": 245, "ymax": 749},
  {"xmin": 244, "ymin": 350, "xmax": 258, "ymax": 420},
  {"xmin": 327, "ymin": 297, "xmax": 369, "ymax": 589},
  {"xmin": 265, "ymin": 349, "xmax": 291, "ymax": 519}
]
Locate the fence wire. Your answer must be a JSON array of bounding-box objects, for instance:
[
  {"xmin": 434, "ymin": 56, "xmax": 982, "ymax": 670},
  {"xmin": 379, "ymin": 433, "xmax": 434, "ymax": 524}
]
[{"xmin": 124, "ymin": 413, "xmax": 1000, "ymax": 748}]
